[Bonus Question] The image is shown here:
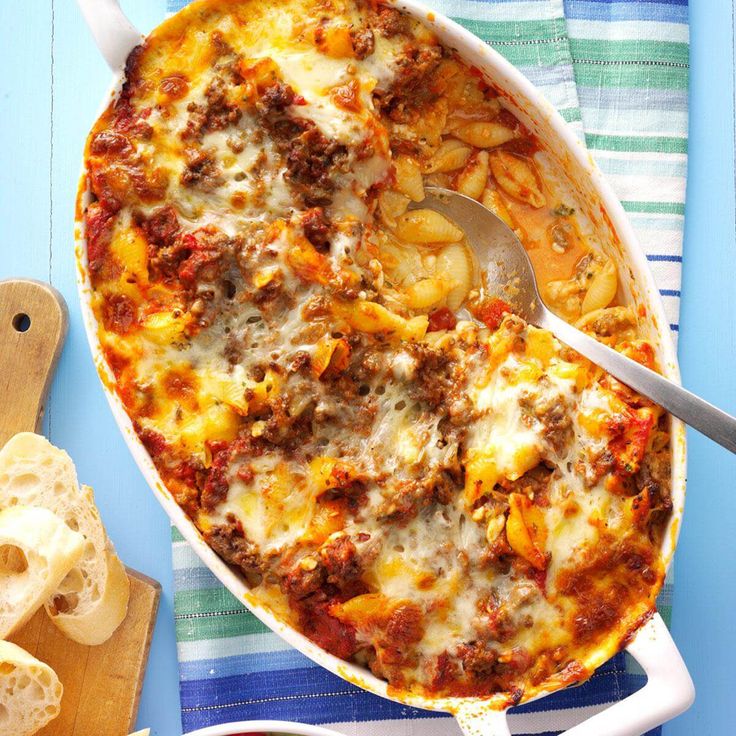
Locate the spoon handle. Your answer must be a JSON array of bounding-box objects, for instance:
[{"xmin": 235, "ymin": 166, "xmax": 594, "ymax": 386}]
[{"xmin": 541, "ymin": 310, "xmax": 736, "ymax": 454}]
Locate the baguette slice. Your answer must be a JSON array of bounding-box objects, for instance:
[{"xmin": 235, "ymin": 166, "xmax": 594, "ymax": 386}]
[
  {"xmin": 129, "ymin": 730, "xmax": 151, "ymax": 736},
  {"xmin": 0, "ymin": 433, "xmax": 130, "ymax": 645},
  {"xmin": 46, "ymin": 490, "xmax": 130, "ymax": 645},
  {"xmin": 0, "ymin": 640, "xmax": 63, "ymax": 736},
  {"xmin": 0, "ymin": 505, "xmax": 85, "ymax": 639}
]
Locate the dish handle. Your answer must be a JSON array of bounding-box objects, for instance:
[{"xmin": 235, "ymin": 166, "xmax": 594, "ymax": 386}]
[
  {"xmin": 76, "ymin": 0, "xmax": 142, "ymax": 71},
  {"xmin": 456, "ymin": 613, "xmax": 693, "ymax": 736}
]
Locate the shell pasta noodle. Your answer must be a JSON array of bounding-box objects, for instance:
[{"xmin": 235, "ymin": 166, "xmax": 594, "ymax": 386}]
[{"xmin": 80, "ymin": 0, "xmax": 673, "ymax": 706}]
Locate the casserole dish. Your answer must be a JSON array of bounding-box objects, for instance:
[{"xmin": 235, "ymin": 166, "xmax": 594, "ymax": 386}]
[{"xmin": 75, "ymin": 1, "xmax": 694, "ymax": 733}]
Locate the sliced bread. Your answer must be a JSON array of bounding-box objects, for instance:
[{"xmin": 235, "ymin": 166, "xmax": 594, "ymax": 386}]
[
  {"xmin": 0, "ymin": 640, "xmax": 63, "ymax": 736},
  {"xmin": 0, "ymin": 433, "xmax": 130, "ymax": 645},
  {"xmin": 0, "ymin": 505, "xmax": 85, "ymax": 639}
]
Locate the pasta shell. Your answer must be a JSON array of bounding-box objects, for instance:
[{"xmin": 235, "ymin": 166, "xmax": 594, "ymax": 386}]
[
  {"xmin": 395, "ymin": 209, "xmax": 463, "ymax": 244},
  {"xmin": 506, "ymin": 493, "xmax": 547, "ymax": 571},
  {"xmin": 456, "ymin": 150, "xmax": 490, "ymax": 201},
  {"xmin": 402, "ymin": 315, "xmax": 429, "ymax": 342},
  {"xmin": 199, "ymin": 372, "xmax": 250, "ymax": 415},
  {"xmin": 436, "ymin": 242, "xmax": 473, "ymax": 310},
  {"xmin": 581, "ymin": 260, "xmax": 618, "ymax": 314},
  {"xmin": 425, "ymin": 139, "xmax": 472, "ymax": 173},
  {"xmin": 379, "ymin": 189, "xmax": 410, "ymax": 228},
  {"xmin": 423, "ymin": 172, "xmax": 452, "ymax": 189},
  {"xmin": 312, "ymin": 335, "xmax": 351, "ymax": 378},
  {"xmin": 142, "ymin": 311, "xmax": 188, "ymax": 345},
  {"xmin": 454, "ymin": 121, "xmax": 517, "ymax": 149},
  {"xmin": 403, "ymin": 278, "xmax": 450, "ymax": 310},
  {"xmin": 379, "ymin": 238, "xmax": 425, "ymax": 286},
  {"xmin": 180, "ymin": 404, "xmax": 240, "ymax": 455},
  {"xmin": 481, "ymin": 186, "xmax": 515, "ymax": 228},
  {"xmin": 546, "ymin": 277, "xmax": 583, "ymax": 321},
  {"xmin": 489, "ymin": 151, "xmax": 546, "ymax": 208},
  {"xmin": 393, "ymin": 156, "xmax": 425, "ymax": 202},
  {"xmin": 575, "ymin": 306, "xmax": 637, "ymax": 342},
  {"xmin": 111, "ymin": 226, "xmax": 148, "ymax": 280}
]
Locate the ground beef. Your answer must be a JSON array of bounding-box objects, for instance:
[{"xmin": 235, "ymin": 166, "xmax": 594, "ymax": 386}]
[
  {"xmin": 288, "ymin": 350, "xmax": 312, "ymax": 374},
  {"xmin": 370, "ymin": 5, "xmax": 410, "ymax": 37},
  {"xmin": 223, "ymin": 332, "xmax": 244, "ymax": 365},
  {"xmin": 284, "ymin": 125, "xmax": 348, "ymax": 206},
  {"xmin": 90, "ymin": 130, "xmax": 134, "ymax": 157},
  {"xmin": 85, "ymin": 202, "xmax": 116, "ymax": 277},
  {"xmin": 301, "ymin": 207, "xmax": 331, "ymax": 251},
  {"xmin": 633, "ymin": 448, "xmax": 673, "ymax": 532},
  {"xmin": 137, "ymin": 427, "xmax": 169, "ymax": 458},
  {"xmin": 582, "ymin": 305, "xmax": 637, "ymax": 338},
  {"xmin": 474, "ymin": 591, "xmax": 521, "ymax": 642},
  {"xmin": 377, "ymin": 472, "xmax": 455, "ymax": 523},
  {"xmin": 374, "ymin": 45, "xmax": 443, "ymax": 123},
  {"xmin": 137, "ymin": 205, "xmax": 181, "ymax": 249},
  {"xmin": 257, "ymin": 105, "xmax": 348, "ymax": 206},
  {"xmin": 180, "ymin": 147, "xmax": 224, "ymax": 191},
  {"xmin": 200, "ymin": 440, "xmax": 231, "ymax": 511},
  {"xmin": 636, "ymin": 448, "xmax": 671, "ymax": 500},
  {"xmin": 260, "ymin": 405, "xmax": 315, "ymax": 451},
  {"xmin": 257, "ymin": 82, "xmax": 296, "ymax": 114},
  {"xmin": 207, "ymin": 517, "xmax": 264, "ymax": 582},
  {"xmin": 282, "ymin": 559, "xmax": 327, "ymax": 600},
  {"xmin": 101, "ymin": 293, "xmax": 136, "ymax": 335},
  {"xmin": 350, "ymin": 27, "xmax": 375, "ymax": 59},
  {"xmin": 499, "ymin": 465, "xmax": 553, "ymax": 506},
  {"xmin": 319, "ymin": 535, "xmax": 362, "ymax": 588},
  {"xmin": 177, "ymin": 229, "xmax": 233, "ymax": 285},
  {"xmin": 406, "ymin": 343, "xmax": 454, "ymax": 409},
  {"xmin": 384, "ymin": 602, "xmax": 424, "ymax": 645},
  {"xmin": 182, "ymin": 76, "xmax": 242, "ymax": 141},
  {"xmin": 519, "ymin": 386, "xmax": 572, "ymax": 455},
  {"xmin": 457, "ymin": 644, "xmax": 498, "ymax": 678}
]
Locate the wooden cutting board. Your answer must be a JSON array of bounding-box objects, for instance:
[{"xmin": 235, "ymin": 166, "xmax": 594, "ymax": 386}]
[{"xmin": 0, "ymin": 278, "xmax": 161, "ymax": 736}]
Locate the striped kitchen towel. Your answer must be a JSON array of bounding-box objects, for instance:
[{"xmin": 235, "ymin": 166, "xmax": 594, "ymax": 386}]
[{"xmin": 170, "ymin": 0, "xmax": 688, "ymax": 733}]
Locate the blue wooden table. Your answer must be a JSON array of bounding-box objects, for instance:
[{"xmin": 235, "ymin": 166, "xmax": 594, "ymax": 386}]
[{"xmin": 0, "ymin": 2, "xmax": 733, "ymax": 735}]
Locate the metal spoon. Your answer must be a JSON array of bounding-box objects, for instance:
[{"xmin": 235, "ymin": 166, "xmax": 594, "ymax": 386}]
[{"xmin": 413, "ymin": 187, "xmax": 736, "ymax": 454}]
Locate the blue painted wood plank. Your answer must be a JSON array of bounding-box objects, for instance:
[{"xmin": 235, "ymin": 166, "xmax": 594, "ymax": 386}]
[{"xmin": 0, "ymin": 2, "xmax": 52, "ymax": 283}]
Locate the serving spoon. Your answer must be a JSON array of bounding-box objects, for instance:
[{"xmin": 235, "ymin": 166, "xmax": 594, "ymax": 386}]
[{"xmin": 413, "ymin": 187, "xmax": 736, "ymax": 454}]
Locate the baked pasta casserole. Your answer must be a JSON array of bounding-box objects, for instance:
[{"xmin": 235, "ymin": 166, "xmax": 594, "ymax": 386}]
[{"xmin": 80, "ymin": 0, "xmax": 673, "ymax": 704}]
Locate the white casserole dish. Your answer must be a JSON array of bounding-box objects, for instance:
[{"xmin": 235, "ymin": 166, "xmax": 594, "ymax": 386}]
[{"xmin": 75, "ymin": 1, "xmax": 694, "ymax": 734}]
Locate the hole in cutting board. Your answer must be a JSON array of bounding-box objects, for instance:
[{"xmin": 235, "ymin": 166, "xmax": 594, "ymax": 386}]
[{"xmin": 12, "ymin": 313, "xmax": 31, "ymax": 333}]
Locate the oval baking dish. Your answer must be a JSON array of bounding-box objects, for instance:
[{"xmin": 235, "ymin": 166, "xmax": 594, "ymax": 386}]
[{"xmin": 75, "ymin": 1, "xmax": 693, "ymax": 734}]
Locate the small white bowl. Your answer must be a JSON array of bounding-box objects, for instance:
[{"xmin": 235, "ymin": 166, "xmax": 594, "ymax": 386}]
[{"xmin": 184, "ymin": 721, "xmax": 344, "ymax": 736}]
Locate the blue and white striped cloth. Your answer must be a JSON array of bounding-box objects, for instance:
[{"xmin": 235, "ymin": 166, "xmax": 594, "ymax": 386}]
[{"xmin": 169, "ymin": 0, "xmax": 688, "ymax": 733}]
